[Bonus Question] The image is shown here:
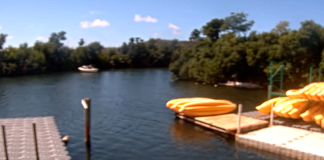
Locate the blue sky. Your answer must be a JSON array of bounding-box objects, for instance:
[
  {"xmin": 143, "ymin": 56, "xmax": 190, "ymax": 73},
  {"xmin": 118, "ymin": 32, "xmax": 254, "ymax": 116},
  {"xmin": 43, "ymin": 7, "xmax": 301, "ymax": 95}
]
[{"xmin": 1, "ymin": 0, "xmax": 324, "ymax": 48}]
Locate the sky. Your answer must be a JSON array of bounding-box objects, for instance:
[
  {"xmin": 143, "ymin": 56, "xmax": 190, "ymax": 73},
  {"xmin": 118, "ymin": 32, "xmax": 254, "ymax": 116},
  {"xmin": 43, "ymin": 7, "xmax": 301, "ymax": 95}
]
[{"xmin": 1, "ymin": 0, "xmax": 324, "ymax": 48}]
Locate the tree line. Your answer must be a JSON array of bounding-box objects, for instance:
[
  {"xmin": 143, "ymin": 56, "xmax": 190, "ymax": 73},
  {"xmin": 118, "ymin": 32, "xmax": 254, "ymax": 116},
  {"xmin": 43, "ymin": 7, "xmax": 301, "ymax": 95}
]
[
  {"xmin": 170, "ymin": 12, "xmax": 324, "ymax": 88},
  {"xmin": 1, "ymin": 12, "xmax": 324, "ymax": 88},
  {"xmin": 0, "ymin": 32, "xmax": 185, "ymax": 76}
]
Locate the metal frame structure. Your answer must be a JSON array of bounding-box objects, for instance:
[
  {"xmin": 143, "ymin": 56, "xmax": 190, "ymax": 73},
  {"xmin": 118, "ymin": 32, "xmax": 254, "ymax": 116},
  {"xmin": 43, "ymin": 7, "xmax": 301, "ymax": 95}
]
[
  {"xmin": 268, "ymin": 61, "xmax": 286, "ymax": 99},
  {"xmin": 268, "ymin": 62, "xmax": 323, "ymax": 99},
  {"xmin": 308, "ymin": 67, "xmax": 322, "ymax": 83}
]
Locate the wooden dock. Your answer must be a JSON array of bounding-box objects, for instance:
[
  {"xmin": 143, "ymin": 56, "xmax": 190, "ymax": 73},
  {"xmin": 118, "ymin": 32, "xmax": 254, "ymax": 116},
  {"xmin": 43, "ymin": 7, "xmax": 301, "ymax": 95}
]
[
  {"xmin": 176, "ymin": 110, "xmax": 324, "ymax": 160},
  {"xmin": 236, "ymin": 125, "xmax": 324, "ymax": 160},
  {"xmin": 175, "ymin": 113, "xmax": 269, "ymax": 136},
  {"xmin": 0, "ymin": 116, "xmax": 70, "ymax": 160}
]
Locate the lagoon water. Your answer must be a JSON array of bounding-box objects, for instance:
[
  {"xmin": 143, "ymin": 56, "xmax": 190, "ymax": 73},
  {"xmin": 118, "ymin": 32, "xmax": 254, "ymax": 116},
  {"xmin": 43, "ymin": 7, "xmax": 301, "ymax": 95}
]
[{"xmin": 0, "ymin": 69, "xmax": 290, "ymax": 160}]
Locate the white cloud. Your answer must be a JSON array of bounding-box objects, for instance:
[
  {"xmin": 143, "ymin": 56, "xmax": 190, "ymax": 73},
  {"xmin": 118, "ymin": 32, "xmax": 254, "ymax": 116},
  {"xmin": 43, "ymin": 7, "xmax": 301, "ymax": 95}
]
[
  {"xmin": 0, "ymin": 26, "xmax": 2, "ymax": 30},
  {"xmin": 134, "ymin": 14, "xmax": 158, "ymax": 23},
  {"xmin": 168, "ymin": 23, "xmax": 179, "ymax": 30},
  {"xmin": 168, "ymin": 23, "xmax": 181, "ymax": 35},
  {"xmin": 29, "ymin": 25, "xmax": 34, "ymax": 28},
  {"xmin": 36, "ymin": 36, "xmax": 47, "ymax": 41},
  {"xmin": 80, "ymin": 19, "xmax": 110, "ymax": 28},
  {"xmin": 6, "ymin": 36, "xmax": 13, "ymax": 40}
]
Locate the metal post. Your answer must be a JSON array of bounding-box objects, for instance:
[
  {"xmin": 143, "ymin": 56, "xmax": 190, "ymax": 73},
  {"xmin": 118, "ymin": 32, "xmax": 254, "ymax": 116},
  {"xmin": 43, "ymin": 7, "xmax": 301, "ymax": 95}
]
[
  {"xmin": 237, "ymin": 104, "xmax": 242, "ymax": 134},
  {"xmin": 268, "ymin": 61, "xmax": 274, "ymax": 100},
  {"xmin": 82, "ymin": 98, "xmax": 91, "ymax": 143},
  {"xmin": 280, "ymin": 62, "xmax": 284, "ymax": 91},
  {"xmin": 270, "ymin": 103, "xmax": 274, "ymax": 126},
  {"xmin": 268, "ymin": 85, "xmax": 272, "ymax": 100},
  {"xmin": 269, "ymin": 61, "xmax": 273, "ymax": 83},
  {"xmin": 309, "ymin": 67, "xmax": 313, "ymax": 84},
  {"xmin": 318, "ymin": 68, "xmax": 322, "ymax": 82},
  {"xmin": 33, "ymin": 123, "xmax": 39, "ymax": 160},
  {"xmin": 2, "ymin": 126, "xmax": 8, "ymax": 160}
]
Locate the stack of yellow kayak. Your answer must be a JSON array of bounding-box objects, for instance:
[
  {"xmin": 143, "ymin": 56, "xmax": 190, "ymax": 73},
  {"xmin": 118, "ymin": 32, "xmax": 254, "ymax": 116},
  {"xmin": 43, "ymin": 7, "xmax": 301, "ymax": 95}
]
[
  {"xmin": 256, "ymin": 82, "xmax": 324, "ymax": 128},
  {"xmin": 286, "ymin": 82, "xmax": 324, "ymax": 100},
  {"xmin": 166, "ymin": 97, "xmax": 236, "ymax": 117}
]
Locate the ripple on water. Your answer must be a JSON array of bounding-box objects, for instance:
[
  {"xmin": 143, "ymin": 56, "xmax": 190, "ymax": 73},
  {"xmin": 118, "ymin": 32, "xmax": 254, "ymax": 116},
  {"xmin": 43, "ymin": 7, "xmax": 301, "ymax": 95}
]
[
  {"xmin": 0, "ymin": 69, "xmax": 274, "ymax": 160},
  {"xmin": 0, "ymin": 89, "xmax": 15, "ymax": 107}
]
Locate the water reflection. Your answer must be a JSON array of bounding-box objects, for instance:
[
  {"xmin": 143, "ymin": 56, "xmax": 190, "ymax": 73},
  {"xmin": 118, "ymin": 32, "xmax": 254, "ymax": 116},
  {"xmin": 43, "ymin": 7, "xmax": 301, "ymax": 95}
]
[
  {"xmin": 80, "ymin": 72, "xmax": 100, "ymax": 78},
  {"xmin": 0, "ymin": 69, "xmax": 274, "ymax": 160}
]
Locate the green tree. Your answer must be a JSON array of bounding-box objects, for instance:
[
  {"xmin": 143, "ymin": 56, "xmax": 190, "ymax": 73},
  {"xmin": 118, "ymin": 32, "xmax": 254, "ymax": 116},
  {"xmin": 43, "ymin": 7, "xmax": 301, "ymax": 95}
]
[
  {"xmin": 189, "ymin": 29, "xmax": 201, "ymax": 41},
  {"xmin": 202, "ymin": 18, "xmax": 224, "ymax": 41}
]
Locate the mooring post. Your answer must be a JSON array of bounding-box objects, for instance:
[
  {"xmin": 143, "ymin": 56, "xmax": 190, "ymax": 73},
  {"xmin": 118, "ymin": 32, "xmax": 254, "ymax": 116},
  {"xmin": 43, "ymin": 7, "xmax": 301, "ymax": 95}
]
[
  {"xmin": 86, "ymin": 142, "xmax": 91, "ymax": 160},
  {"xmin": 82, "ymin": 98, "xmax": 91, "ymax": 144},
  {"xmin": 269, "ymin": 103, "xmax": 274, "ymax": 126},
  {"xmin": 237, "ymin": 104, "xmax": 242, "ymax": 134},
  {"xmin": 2, "ymin": 126, "xmax": 8, "ymax": 160},
  {"xmin": 33, "ymin": 123, "xmax": 39, "ymax": 160}
]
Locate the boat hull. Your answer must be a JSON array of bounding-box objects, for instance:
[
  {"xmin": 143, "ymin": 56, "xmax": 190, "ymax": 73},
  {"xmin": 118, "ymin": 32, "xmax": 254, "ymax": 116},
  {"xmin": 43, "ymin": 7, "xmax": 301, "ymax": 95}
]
[
  {"xmin": 78, "ymin": 67, "xmax": 99, "ymax": 72},
  {"xmin": 217, "ymin": 81, "xmax": 263, "ymax": 89}
]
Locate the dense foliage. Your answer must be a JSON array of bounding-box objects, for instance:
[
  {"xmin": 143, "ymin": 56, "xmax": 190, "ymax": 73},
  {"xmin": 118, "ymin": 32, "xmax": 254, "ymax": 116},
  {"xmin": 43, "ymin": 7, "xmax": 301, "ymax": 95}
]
[
  {"xmin": 170, "ymin": 12, "xmax": 324, "ymax": 88},
  {"xmin": 1, "ymin": 12, "xmax": 324, "ymax": 88}
]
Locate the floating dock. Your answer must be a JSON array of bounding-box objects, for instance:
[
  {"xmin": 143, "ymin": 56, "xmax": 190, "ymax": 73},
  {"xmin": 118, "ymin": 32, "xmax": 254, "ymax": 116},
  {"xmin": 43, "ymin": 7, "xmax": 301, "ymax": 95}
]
[
  {"xmin": 236, "ymin": 125, "xmax": 324, "ymax": 160},
  {"xmin": 176, "ymin": 111, "xmax": 324, "ymax": 160},
  {"xmin": 0, "ymin": 116, "xmax": 70, "ymax": 160}
]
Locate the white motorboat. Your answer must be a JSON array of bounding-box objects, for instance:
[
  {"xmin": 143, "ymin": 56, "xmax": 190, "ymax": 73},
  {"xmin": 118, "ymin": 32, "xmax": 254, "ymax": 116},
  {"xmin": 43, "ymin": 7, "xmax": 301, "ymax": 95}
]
[
  {"xmin": 78, "ymin": 65, "xmax": 99, "ymax": 72},
  {"xmin": 217, "ymin": 81, "xmax": 263, "ymax": 89}
]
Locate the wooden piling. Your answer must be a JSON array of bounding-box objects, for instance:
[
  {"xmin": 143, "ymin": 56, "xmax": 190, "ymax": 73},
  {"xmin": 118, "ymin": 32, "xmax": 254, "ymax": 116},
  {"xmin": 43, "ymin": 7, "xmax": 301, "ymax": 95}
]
[
  {"xmin": 32, "ymin": 123, "xmax": 39, "ymax": 160},
  {"xmin": 82, "ymin": 98, "xmax": 91, "ymax": 143},
  {"xmin": 2, "ymin": 125, "xmax": 8, "ymax": 160},
  {"xmin": 237, "ymin": 104, "xmax": 242, "ymax": 134},
  {"xmin": 86, "ymin": 142, "xmax": 91, "ymax": 160},
  {"xmin": 62, "ymin": 135, "xmax": 69, "ymax": 146}
]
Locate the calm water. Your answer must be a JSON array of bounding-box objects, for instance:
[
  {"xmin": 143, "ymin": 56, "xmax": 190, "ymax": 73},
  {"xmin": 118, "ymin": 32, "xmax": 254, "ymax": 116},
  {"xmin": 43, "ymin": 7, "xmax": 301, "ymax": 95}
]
[{"xmin": 0, "ymin": 69, "xmax": 291, "ymax": 160}]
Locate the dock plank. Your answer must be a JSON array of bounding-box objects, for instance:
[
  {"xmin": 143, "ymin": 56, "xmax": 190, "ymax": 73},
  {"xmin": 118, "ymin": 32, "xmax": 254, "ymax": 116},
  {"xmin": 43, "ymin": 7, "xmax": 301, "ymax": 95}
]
[
  {"xmin": 195, "ymin": 113, "xmax": 269, "ymax": 132},
  {"xmin": 0, "ymin": 116, "xmax": 71, "ymax": 160},
  {"xmin": 176, "ymin": 113, "xmax": 269, "ymax": 135}
]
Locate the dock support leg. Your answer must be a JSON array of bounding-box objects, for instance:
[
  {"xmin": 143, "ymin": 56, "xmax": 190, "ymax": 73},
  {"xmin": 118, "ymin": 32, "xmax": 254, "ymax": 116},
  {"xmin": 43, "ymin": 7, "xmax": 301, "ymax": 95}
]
[
  {"xmin": 237, "ymin": 104, "xmax": 242, "ymax": 134},
  {"xmin": 2, "ymin": 126, "xmax": 8, "ymax": 160},
  {"xmin": 33, "ymin": 123, "xmax": 39, "ymax": 160}
]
